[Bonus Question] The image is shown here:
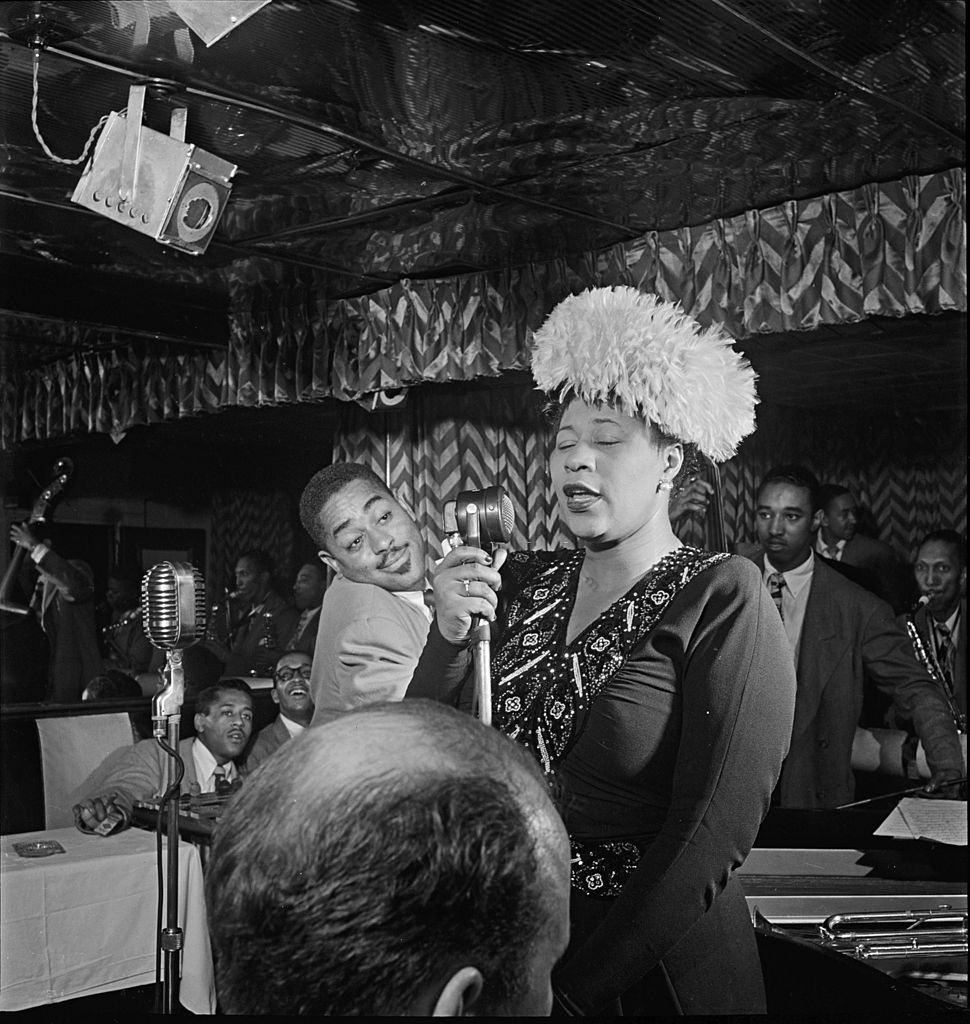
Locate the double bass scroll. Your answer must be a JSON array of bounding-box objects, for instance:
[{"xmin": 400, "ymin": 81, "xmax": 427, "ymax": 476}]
[{"xmin": 0, "ymin": 458, "xmax": 74, "ymax": 617}]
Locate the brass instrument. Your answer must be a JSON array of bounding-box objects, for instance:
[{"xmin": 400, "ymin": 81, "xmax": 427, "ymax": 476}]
[
  {"xmin": 905, "ymin": 602, "xmax": 966, "ymax": 733},
  {"xmin": 204, "ymin": 588, "xmax": 240, "ymax": 644},
  {"xmin": 818, "ymin": 909, "xmax": 968, "ymax": 962},
  {"xmin": 102, "ymin": 606, "xmax": 142, "ymax": 639}
]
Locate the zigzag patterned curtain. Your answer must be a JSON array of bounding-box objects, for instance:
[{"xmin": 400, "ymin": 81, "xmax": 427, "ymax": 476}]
[
  {"xmin": 209, "ymin": 489, "xmax": 296, "ymax": 601},
  {"xmin": 3, "ymin": 168, "xmax": 964, "ymax": 448},
  {"xmin": 719, "ymin": 405, "xmax": 967, "ymax": 560},
  {"xmin": 332, "ymin": 384, "xmax": 966, "ymax": 567},
  {"xmin": 332, "ymin": 384, "xmax": 575, "ymax": 577}
]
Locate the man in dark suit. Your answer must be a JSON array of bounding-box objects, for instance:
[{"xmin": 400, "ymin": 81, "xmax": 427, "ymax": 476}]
[
  {"xmin": 815, "ymin": 483, "xmax": 911, "ymax": 613},
  {"xmin": 281, "ymin": 562, "xmax": 326, "ymax": 657},
  {"xmin": 751, "ymin": 465, "xmax": 964, "ymax": 808},
  {"xmin": 246, "ymin": 650, "xmax": 315, "ymax": 770},
  {"xmin": 10, "ymin": 523, "xmax": 102, "ymax": 702},
  {"xmin": 899, "ymin": 529, "xmax": 966, "ymax": 735}
]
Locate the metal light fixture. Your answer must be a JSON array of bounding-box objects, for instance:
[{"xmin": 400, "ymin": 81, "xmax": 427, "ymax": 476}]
[{"xmin": 71, "ymin": 83, "xmax": 237, "ymax": 256}]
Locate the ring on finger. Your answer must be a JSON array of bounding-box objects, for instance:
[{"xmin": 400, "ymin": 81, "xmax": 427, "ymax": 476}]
[{"xmin": 462, "ymin": 579, "xmax": 471, "ymax": 596}]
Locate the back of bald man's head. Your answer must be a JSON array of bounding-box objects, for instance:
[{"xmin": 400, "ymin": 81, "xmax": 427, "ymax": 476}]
[{"xmin": 205, "ymin": 700, "xmax": 565, "ymax": 1016}]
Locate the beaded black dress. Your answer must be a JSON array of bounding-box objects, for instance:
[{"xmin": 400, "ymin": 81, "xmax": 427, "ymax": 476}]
[{"xmin": 409, "ymin": 546, "xmax": 796, "ymax": 1015}]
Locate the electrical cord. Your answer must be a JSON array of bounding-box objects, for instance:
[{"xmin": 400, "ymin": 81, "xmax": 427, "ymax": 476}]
[{"xmin": 31, "ymin": 49, "xmax": 114, "ymax": 165}]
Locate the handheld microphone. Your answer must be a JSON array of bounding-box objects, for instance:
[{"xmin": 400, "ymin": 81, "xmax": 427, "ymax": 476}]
[
  {"xmin": 455, "ymin": 486, "xmax": 515, "ymax": 553},
  {"xmin": 142, "ymin": 562, "xmax": 207, "ymax": 732},
  {"xmin": 453, "ymin": 486, "xmax": 515, "ymax": 726}
]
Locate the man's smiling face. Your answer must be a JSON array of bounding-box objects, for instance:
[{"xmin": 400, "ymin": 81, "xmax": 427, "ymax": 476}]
[{"xmin": 317, "ymin": 479, "xmax": 426, "ymax": 592}]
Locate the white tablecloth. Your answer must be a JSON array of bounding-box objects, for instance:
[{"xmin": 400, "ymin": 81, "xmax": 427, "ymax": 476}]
[{"xmin": 0, "ymin": 826, "xmax": 215, "ymax": 1013}]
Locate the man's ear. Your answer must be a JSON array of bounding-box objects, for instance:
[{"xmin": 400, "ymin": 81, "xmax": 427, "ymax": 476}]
[
  {"xmin": 431, "ymin": 966, "xmax": 483, "ymax": 1017},
  {"xmin": 194, "ymin": 711, "xmax": 205, "ymax": 734},
  {"xmin": 318, "ymin": 549, "xmax": 340, "ymax": 577},
  {"xmin": 811, "ymin": 510, "xmax": 824, "ymax": 533}
]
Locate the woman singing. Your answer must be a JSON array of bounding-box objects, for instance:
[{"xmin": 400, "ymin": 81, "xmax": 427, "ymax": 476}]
[{"xmin": 407, "ymin": 286, "xmax": 797, "ymax": 1015}]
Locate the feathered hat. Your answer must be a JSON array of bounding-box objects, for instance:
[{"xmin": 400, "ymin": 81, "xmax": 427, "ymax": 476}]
[{"xmin": 530, "ymin": 286, "xmax": 758, "ymax": 461}]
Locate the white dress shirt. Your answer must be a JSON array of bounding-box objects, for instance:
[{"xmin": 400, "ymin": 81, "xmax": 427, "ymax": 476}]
[
  {"xmin": 764, "ymin": 552, "xmax": 815, "ymax": 664},
  {"xmin": 816, "ymin": 535, "xmax": 846, "ymax": 560},
  {"xmin": 191, "ymin": 738, "xmax": 239, "ymax": 793},
  {"xmin": 280, "ymin": 716, "xmax": 306, "ymax": 740},
  {"xmin": 396, "ymin": 588, "xmax": 433, "ymax": 623}
]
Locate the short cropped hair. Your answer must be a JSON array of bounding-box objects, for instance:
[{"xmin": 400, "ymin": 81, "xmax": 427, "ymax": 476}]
[
  {"xmin": 918, "ymin": 529, "xmax": 966, "ymax": 568},
  {"xmin": 816, "ymin": 483, "xmax": 852, "ymax": 514},
  {"xmin": 299, "ymin": 463, "xmax": 391, "ymax": 548},
  {"xmin": 83, "ymin": 670, "xmax": 142, "ymax": 701},
  {"xmin": 235, "ymin": 550, "xmax": 274, "ymax": 576},
  {"xmin": 206, "ymin": 701, "xmax": 554, "ymax": 1015},
  {"xmin": 195, "ymin": 679, "xmax": 254, "ymax": 717},
  {"xmin": 758, "ymin": 464, "xmax": 822, "ymax": 512}
]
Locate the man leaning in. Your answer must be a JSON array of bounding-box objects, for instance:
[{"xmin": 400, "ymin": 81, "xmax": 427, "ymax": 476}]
[
  {"xmin": 70, "ymin": 679, "xmax": 254, "ymax": 833},
  {"xmin": 298, "ymin": 463, "xmax": 432, "ymax": 724}
]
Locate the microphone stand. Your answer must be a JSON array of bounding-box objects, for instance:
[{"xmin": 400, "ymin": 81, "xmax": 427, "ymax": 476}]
[
  {"xmin": 462, "ymin": 504, "xmax": 493, "ymax": 726},
  {"xmin": 151, "ymin": 650, "xmax": 185, "ymax": 1014}
]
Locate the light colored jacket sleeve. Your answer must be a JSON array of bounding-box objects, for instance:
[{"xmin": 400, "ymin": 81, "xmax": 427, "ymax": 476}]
[
  {"xmin": 333, "ymin": 613, "xmax": 428, "ymax": 707},
  {"xmin": 69, "ymin": 739, "xmax": 167, "ymax": 822}
]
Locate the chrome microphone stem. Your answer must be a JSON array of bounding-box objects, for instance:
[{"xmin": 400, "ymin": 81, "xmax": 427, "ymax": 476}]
[
  {"xmin": 152, "ymin": 649, "xmax": 186, "ymax": 736},
  {"xmin": 472, "ymin": 620, "xmax": 492, "ymax": 727}
]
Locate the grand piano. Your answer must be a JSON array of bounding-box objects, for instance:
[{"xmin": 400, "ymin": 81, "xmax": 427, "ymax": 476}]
[{"xmin": 743, "ymin": 806, "xmax": 966, "ymax": 1014}]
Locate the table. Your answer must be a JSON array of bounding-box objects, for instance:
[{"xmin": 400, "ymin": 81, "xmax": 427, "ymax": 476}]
[{"xmin": 0, "ymin": 826, "xmax": 215, "ymax": 1013}]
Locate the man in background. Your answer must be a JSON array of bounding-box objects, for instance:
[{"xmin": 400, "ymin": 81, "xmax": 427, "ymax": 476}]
[
  {"xmin": 751, "ymin": 465, "xmax": 964, "ymax": 808},
  {"xmin": 282, "ymin": 561, "xmax": 327, "ymax": 656},
  {"xmin": 99, "ymin": 565, "xmax": 153, "ymax": 677},
  {"xmin": 898, "ymin": 529, "xmax": 966, "ymax": 737},
  {"xmin": 299, "ymin": 463, "xmax": 432, "ymax": 724},
  {"xmin": 206, "ymin": 551, "xmax": 298, "ymax": 678},
  {"xmin": 205, "ymin": 700, "xmax": 570, "ymax": 1016},
  {"xmin": 816, "ymin": 483, "xmax": 911, "ymax": 613},
  {"xmin": 9, "ymin": 522, "xmax": 102, "ymax": 702},
  {"xmin": 245, "ymin": 650, "xmax": 315, "ymax": 770}
]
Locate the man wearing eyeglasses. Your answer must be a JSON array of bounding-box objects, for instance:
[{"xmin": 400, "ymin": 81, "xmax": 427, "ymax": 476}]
[{"xmin": 245, "ymin": 650, "xmax": 315, "ymax": 770}]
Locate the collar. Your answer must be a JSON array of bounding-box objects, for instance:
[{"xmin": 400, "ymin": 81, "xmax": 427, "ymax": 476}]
[
  {"xmin": 816, "ymin": 535, "xmax": 846, "ymax": 556},
  {"xmin": 192, "ymin": 737, "xmax": 237, "ymax": 791},
  {"xmin": 933, "ymin": 605, "xmax": 962, "ymax": 636},
  {"xmin": 396, "ymin": 587, "xmax": 433, "ymax": 623},
  {"xmin": 280, "ymin": 715, "xmax": 307, "ymax": 739},
  {"xmin": 764, "ymin": 551, "xmax": 815, "ymax": 598}
]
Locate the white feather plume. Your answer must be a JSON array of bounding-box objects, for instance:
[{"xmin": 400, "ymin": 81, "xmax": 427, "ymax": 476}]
[{"xmin": 530, "ymin": 287, "xmax": 758, "ymax": 461}]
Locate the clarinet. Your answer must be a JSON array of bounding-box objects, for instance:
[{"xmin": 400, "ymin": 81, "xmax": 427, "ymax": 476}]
[{"xmin": 906, "ymin": 598, "xmax": 966, "ymax": 733}]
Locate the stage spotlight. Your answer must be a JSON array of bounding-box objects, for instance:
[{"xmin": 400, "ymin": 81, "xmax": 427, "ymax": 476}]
[{"xmin": 71, "ymin": 84, "xmax": 237, "ymax": 256}]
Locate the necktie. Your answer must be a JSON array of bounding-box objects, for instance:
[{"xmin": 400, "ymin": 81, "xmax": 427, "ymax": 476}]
[
  {"xmin": 213, "ymin": 767, "xmax": 232, "ymax": 795},
  {"xmin": 825, "ymin": 545, "xmax": 840, "ymax": 560},
  {"xmin": 936, "ymin": 623, "xmax": 954, "ymax": 682},
  {"xmin": 767, "ymin": 572, "xmax": 786, "ymax": 621},
  {"xmin": 287, "ymin": 609, "xmax": 313, "ymax": 648}
]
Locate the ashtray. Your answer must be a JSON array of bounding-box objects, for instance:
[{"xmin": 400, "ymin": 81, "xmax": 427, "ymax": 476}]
[{"xmin": 12, "ymin": 840, "xmax": 66, "ymax": 858}]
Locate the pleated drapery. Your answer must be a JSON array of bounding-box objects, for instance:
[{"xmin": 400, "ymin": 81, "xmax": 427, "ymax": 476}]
[{"xmin": 2, "ymin": 168, "xmax": 965, "ymax": 448}]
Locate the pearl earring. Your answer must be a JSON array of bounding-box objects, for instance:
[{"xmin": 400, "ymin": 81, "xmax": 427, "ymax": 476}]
[{"xmin": 657, "ymin": 479, "xmax": 674, "ymax": 493}]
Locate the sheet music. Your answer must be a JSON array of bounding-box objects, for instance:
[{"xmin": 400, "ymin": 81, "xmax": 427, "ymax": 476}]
[{"xmin": 874, "ymin": 798, "xmax": 967, "ymax": 846}]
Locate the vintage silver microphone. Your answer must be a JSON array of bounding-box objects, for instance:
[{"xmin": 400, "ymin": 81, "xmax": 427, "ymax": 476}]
[
  {"xmin": 142, "ymin": 561, "xmax": 206, "ymax": 734},
  {"xmin": 140, "ymin": 560, "xmax": 206, "ymax": 1015},
  {"xmin": 455, "ymin": 486, "xmax": 514, "ymax": 727}
]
